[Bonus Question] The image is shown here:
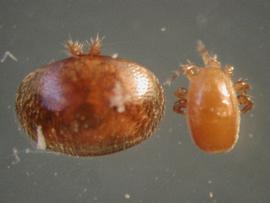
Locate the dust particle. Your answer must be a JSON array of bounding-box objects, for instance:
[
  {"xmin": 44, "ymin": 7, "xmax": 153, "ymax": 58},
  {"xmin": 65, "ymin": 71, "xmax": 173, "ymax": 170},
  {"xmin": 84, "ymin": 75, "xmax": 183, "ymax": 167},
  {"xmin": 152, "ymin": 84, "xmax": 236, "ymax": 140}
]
[
  {"xmin": 124, "ymin": 193, "xmax": 131, "ymax": 199},
  {"xmin": 1, "ymin": 51, "xmax": 18, "ymax": 63},
  {"xmin": 160, "ymin": 27, "xmax": 166, "ymax": 32}
]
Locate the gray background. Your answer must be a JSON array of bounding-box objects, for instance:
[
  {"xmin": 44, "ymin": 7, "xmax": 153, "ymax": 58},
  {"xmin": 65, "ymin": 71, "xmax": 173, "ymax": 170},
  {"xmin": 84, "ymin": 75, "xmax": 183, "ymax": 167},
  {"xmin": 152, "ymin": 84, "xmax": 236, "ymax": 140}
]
[{"xmin": 1, "ymin": 0, "xmax": 269, "ymax": 202}]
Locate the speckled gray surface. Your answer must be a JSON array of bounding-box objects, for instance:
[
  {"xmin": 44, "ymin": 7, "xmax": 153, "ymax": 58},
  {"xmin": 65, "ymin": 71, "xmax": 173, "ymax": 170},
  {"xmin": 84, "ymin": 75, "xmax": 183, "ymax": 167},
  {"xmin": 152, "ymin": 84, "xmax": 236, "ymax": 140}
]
[{"xmin": 1, "ymin": 1, "xmax": 270, "ymax": 202}]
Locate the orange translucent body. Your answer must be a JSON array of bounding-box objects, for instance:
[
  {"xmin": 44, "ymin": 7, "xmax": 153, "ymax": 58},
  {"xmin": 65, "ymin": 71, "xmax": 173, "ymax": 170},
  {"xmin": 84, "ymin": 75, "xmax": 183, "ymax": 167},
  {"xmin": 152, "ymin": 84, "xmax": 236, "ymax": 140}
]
[{"xmin": 187, "ymin": 68, "xmax": 240, "ymax": 153}]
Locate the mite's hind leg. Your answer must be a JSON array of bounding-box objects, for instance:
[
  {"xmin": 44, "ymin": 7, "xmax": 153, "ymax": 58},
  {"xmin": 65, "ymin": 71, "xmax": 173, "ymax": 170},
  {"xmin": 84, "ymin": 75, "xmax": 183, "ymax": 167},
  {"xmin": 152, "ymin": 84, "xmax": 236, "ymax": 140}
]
[
  {"xmin": 173, "ymin": 87, "xmax": 188, "ymax": 115},
  {"xmin": 234, "ymin": 78, "xmax": 253, "ymax": 113},
  {"xmin": 237, "ymin": 94, "xmax": 254, "ymax": 113},
  {"xmin": 197, "ymin": 40, "xmax": 221, "ymax": 68}
]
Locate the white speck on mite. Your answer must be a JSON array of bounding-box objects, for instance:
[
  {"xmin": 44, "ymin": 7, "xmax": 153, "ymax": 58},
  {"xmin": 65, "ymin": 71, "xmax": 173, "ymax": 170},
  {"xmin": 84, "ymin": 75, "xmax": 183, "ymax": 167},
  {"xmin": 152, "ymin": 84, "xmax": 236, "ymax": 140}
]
[
  {"xmin": 112, "ymin": 53, "xmax": 119, "ymax": 59},
  {"xmin": 37, "ymin": 126, "xmax": 47, "ymax": 150},
  {"xmin": 110, "ymin": 81, "xmax": 130, "ymax": 113}
]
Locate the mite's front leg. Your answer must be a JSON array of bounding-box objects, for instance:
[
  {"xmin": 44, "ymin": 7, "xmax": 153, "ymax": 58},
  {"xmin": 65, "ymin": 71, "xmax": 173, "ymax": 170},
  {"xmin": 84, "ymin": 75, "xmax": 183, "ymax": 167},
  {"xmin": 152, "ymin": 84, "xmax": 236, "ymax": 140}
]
[
  {"xmin": 65, "ymin": 40, "xmax": 84, "ymax": 57},
  {"xmin": 196, "ymin": 40, "xmax": 221, "ymax": 68},
  {"xmin": 163, "ymin": 62, "xmax": 200, "ymax": 86},
  {"xmin": 173, "ymin": 87, "xmax": 188, "ymax": 115},
  {"xmin": 224, "ymin": 64, "xmax": 234, "ymax": 78}
]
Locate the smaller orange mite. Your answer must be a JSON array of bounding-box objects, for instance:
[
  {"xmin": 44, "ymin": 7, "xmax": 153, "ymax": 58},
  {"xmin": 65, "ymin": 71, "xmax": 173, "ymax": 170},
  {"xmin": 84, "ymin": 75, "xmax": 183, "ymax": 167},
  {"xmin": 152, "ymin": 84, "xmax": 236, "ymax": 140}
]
[
  {"xmin": 15, "ymin": 36, "xmax": 164, "ymax": 156},
  {"xmin": 166, "ymin": 41, "xmax": 254, "ymax": 153}
]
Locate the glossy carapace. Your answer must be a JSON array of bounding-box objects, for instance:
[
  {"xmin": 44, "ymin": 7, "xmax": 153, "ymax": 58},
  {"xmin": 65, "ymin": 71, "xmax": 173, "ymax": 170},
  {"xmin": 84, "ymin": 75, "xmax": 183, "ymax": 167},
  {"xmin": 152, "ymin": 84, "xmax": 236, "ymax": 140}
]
[
  {"xmin": 15, "ymin": 36, "xmax": 164, "ymax": 156},
  {"xmin": 170, "ymin": 41, "xmax": 253, "ymax": 153}
]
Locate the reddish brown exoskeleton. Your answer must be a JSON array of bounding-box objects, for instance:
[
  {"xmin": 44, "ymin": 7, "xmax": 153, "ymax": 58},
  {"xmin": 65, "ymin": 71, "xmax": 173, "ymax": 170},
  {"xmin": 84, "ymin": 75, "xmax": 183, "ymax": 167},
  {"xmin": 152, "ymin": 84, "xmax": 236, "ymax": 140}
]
[{"xmin": 16, "ymin": 36, "xmax": 164, "ymax": 156}]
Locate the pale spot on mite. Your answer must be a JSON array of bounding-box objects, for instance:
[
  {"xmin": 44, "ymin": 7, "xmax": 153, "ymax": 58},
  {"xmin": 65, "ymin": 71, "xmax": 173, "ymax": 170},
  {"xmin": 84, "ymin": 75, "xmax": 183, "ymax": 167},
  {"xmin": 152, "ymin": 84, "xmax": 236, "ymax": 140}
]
[
  {"xmin": 71, "ymin": 121, "xmax": 79, "ymax": 133},
  {"xmin": 36, "ymin": 126, "xmax": 46, "ymax": 150},
  {"xmin": 110, "ymin": 81, "xmax": 130, "ymax": 113},
  {"xmin": 111, "ymin": 53, "xmax": 119, "ymax": 58},
  {"xmin": 51, "ymin": 128, "xmax": 56, "ymax": 134},
  {"xmin": 83, "ymin": 123, "xmax": 89, "ymax": 129}
]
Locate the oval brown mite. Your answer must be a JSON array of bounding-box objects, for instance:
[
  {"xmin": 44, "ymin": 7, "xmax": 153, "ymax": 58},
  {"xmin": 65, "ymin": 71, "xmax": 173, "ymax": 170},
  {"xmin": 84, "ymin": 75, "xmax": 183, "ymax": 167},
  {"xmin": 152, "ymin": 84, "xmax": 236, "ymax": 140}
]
[
  {"xmin": 15, "ymin": 36, "xmax": 165, "ymax": 156},
  {"xmin": 168, "ymin": 41, "xmax": 253, "ymax": 153}
]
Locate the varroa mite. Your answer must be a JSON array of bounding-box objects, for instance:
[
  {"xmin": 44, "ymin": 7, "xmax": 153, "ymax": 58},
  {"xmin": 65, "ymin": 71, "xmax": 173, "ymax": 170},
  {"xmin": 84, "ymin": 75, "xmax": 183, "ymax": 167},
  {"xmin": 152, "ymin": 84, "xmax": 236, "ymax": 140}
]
[
  {"xmin": 15, "ymin": 36, "xmax": 164, "ymax": 156},
  {"xmin": 168, "ymin": 41, "xmax": 253, "ymax": 153}
]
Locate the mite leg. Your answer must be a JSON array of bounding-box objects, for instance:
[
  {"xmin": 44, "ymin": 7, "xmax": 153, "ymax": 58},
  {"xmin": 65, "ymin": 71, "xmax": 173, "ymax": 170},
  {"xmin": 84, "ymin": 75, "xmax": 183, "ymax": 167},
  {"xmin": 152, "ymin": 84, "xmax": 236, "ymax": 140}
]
[
  {"xmin": 65, "ymin": 40, "xmax": 84, "ymax": 57},
  {"xmin": 181, "ymin": 62, "xmax": 201, "ymax": 79},
  {"xmin": 88, "ymin": 34, "xmax": 105, "ymax": 56},
  {"xmin": 224, "ymin": 64, "xmax": 234, "ymax": 77},
  {"xmin": 234, "ymin": 78, "xmax": 250, "ymax": 94},
  {"xmin": 174, "ymin": 87, "xmax": 188, "ymax": 99},
  {"xmin": 163, "ymin": 62, "xmax": 200, "ymax": 86},
  {"xmin": 173, "ymin": 87, "xmax": 188, "ymax": 115},
  {"xmin": 237, "ymin": 94, "xmax": 254, "ymax": 113},
  {"xmin": 197, "ymin": 40, "xmax": 221, "ymax": 68}
]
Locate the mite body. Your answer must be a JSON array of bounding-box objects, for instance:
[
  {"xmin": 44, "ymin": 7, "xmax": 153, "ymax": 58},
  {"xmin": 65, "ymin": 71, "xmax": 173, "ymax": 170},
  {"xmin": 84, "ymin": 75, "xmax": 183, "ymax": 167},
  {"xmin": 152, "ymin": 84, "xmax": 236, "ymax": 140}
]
[
  {"xmin": 172, "ymin": 41, "xmax": 253, "ymax": 153},
  {"xmin": 15, "ymin": 37, "xmax": 164, "ymax": 156}
]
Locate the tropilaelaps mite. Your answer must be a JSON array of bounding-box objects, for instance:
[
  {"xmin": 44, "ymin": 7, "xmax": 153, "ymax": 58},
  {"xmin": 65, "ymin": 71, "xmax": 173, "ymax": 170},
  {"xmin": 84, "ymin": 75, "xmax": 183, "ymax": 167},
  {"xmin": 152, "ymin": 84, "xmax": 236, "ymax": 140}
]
[
  {"xmin": 15, "ymin": 36, "xmax": 164, "ymax": 156},
  {"xmin": 166, "ymin": 41, "xmax": 254, "ymax": 153}
]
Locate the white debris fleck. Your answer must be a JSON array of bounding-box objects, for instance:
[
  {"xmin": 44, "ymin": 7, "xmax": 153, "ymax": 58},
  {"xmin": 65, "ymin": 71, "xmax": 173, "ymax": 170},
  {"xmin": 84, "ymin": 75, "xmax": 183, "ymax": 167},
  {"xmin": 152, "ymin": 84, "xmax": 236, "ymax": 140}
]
[
  {"xmin": 208, "ymin": 180, "xmax": 212, "ymax": 184},
  {"xmin": 37, "ymin": 126, "xmax": 47, "ymax": 150},
  {"xmin": 248, "ymin": 133, "xmax": 254, "ymax": 138},
  {"xmin": 1, "ymin": 51, "xmax": 18, "ymax": 63},
  {"xmin": 160, "ymin": 27, "xmax": 166, "ymax": 32},
  {"xmin": 124, "ymin": 193, "xmax": 131, "ymax": 199},
  {"xmin": 111, "ymin": 53, "xmax": 119, "ymax": 59},
  {"xmin": 25, "ymin": 148, "xmax": 31, "ymax": 154},
  {"xmin": 110, "ymin": 82, "xmax": 130, "ymax": 113},
  {"xmin": 53, "ymin": 172, "xmax": 58, "ymax": 176},
  {"xmin": 11, "ymin": 147, "xmax": 20, "ymax": 164},
  {"xmin": 209, "ymin": 192, "xmax": 214, "ymax": 198}
]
